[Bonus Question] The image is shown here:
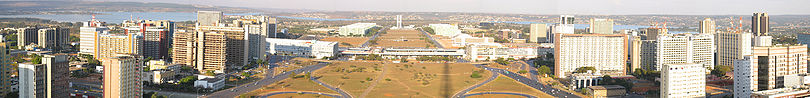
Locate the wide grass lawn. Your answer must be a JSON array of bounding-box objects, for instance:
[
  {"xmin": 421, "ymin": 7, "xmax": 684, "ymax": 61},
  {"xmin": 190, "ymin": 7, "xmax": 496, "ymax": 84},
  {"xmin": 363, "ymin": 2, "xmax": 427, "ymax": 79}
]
[
  {"xmin": 239, "ymin": 75, "xmax": 338, "ymax": 97},
  {"xmin": 365, "ymin": 63, "xmax": 491, "ymax": 98},
  {"xmin": 314, "ymin": 62, "xmax": 384, "ymax": 97},
  {"xmin": 469, "ymin": 76, "xmax": 554, "ymax": 98}
]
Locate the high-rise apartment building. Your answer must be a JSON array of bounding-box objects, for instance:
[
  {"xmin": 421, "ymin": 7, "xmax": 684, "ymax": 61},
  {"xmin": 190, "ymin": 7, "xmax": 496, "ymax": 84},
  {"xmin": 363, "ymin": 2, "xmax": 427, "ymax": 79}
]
[
  {"xmin": 734, "ymin": 56, "xmax": 756, "ymax": 98},
  {"xmin": 102, "ymin": 55, "xmax": 142, "ymax": 98},
  {"xmin": 172, "ymin": 30, "xmax": 197, "ymax": 69},
  {"xmin": 655, "ymin": 33, "xmax": 715, "ymax": 71},
  {"xmin": 17, "ymin": 27, "xmax": 40, "ymax": 49},
  {"xmin": 197, "ymin": 11, "xmax": 223, "ymax": 26},
  {"xmin": 37, "ymin": 28, "xmax": 70, "ymax": 50},
  {"xmin": 95, "ymin": 33, "xmax": 143, "ymax": 61},
  {"xmin": 752, "ymin": 13, "xmax": 769, "ymax": 36},
  {"xmin": 640, "ymin": 40, "xmax": 658, "ymax": 70},
  {"xmin": 122, "ymin": 20, "xmax": 173, "ymax": 59},
  {"xmin": 554, "ymin": 34, "xmax": 627, "ymax": 78},
  {"xmin": 529, "ymin": 23, "xmax": 548, "ymax": 43},
  {"xmin": 629, "ymin": 36, "xmax": 642, "ymax": 72},
  {"xmin": 700, "ymin": 18, "xmax": 716, "ymax": 34},
  {"xmin": 79, "ymin": 19, "xmax": 108, "ymax": 55},
  {"xmin": 172, "ymin": 27, "xmax": 246, "ymax": 74},
  {"xmin": 716, "ymin": 32, "xmax": 753, "ymax": 66},
  {"xmin": 0, "ymin": 42, "xmax": 11, "ymax": 97},
  {"xmin": 236, "ymin": 15, "xmax": 275, "ymax": 60},
  {"xmin": 589, "ymin": 19, "xmax": 614, "ymax": 34},
  {"xmin": 661, "ymin": 63, "xmax": 706, "ymax": 98},
  {"xmin": 642, "ymin": 27, "xmax": 667, "ymax": 40},
  {"xmin": 752, "ymin": 45, "xmax": 808, "ymax": 90},
  {"xmin": 560, "ymin": 15, "xmax": 575, "ymax": 24},
  {"xmin": 18, "ymin": 54, "xmax": 70, "ymax": 98}
]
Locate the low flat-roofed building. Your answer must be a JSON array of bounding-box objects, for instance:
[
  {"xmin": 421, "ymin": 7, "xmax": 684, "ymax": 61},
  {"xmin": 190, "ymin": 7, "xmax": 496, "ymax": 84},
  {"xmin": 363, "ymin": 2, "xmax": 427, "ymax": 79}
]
[
  {"xmin": 585, "ymin": 85, "xmax": 627, "ymax": 98},
  {"xmin": 752, "ymin": 88, "xmax": 810, "ymax": 98},
  {"xmin": 194, "ymin": 78, "xmax": 225, "ymax": 91}
]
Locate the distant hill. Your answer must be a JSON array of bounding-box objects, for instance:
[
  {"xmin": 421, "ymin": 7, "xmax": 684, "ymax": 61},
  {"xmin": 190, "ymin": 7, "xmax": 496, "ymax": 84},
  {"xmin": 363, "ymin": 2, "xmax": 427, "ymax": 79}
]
[{"xmin": 0, "ymin": 1, "xmax": 297, "ymax": 15}]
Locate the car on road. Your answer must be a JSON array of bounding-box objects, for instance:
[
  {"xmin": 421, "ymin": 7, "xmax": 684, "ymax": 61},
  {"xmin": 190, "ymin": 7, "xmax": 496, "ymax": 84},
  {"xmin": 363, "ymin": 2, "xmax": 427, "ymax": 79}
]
[{"xmin": 230, "ymin": 89, "xmax": 237, "ymax": 92}]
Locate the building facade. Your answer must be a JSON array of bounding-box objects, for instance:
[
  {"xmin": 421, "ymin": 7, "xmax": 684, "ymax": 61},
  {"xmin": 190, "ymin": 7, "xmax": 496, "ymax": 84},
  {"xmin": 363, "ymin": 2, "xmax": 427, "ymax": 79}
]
[
  {"xmin": 700, "ymin": 18, "xmax": 716, "ymax": 34},
  {"xmin": 734, "ymin": 56, "xmax": 757, "ymax": 98},
  {"xmin": 122, "ymin": 20, "xmax": 173, "ymax": 60},
  {"xmin": 589, "ymin": 18, "xmax": 614, "ymax": 34},
  {"xmin": 17, "ymin": 27, "xmax": 40, "ymax": 49},
  {"xmin": 18, "ymin": 54, "xmax": 70, "ymax": 98},
  {"xmin": 428, "ymin": 24, "xmax": 462, "ymax": 37},
  {"xmin": 79, "ymin": 19, "xmax": 108, "ymax": 55},
  {"xmin": 36, "ymin": 28, "xmax": 70, "ymax": 50},
  {"xmin": 752, "ymin": 13, "xmax": 769, "ymax": 36},
  {"xmin": 338, "ymin": 23, "xmax": 377, "ymax": 36},
  {"xmin": 661, "ymin": 63, "xmax": 706, "ymax": 98},
  {"xmin": 265, "ymin": 38, "xmax": 339, "ymax": 59},
  {"xmin": 753, "ymin": 45, "xmax": 808, "ymax": 90},
  {"xmin": 529, "ymin": 23, "xmax": 548, "ymax": 43},
  {"xmin": 656, "ymin": 33, "xmax": 715, "ymax": 71},
  {"xmin": 554, "ymin": 34, "xmax": 627, "ymax": 78},
  {"xmin": 716, "ymin": 32, "xmax": 753, "ymax": 66},
  {"xmin": 197, "ymin": 11, "xmax": 223, "ymax": 26},
  {"xmin": 95, "ymin": 33, "xmax": 143, "ymax": 61},
  {"xmin": 102, "ymin": 55, "xmax": 142, "ymax": 98}
]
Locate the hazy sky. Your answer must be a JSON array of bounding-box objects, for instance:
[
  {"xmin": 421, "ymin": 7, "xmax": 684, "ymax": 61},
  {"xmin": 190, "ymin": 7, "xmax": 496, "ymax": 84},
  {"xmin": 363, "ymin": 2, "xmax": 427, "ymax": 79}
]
[{"xmin": 91, "ymin": 0, "xmax": 810, "ymax": 15}]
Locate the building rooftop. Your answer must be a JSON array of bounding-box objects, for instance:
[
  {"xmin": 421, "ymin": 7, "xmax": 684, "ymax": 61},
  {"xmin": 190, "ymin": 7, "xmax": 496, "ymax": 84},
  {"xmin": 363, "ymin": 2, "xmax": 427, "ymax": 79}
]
[{"xmin": 588, "ymin": 85, "xmax": 626, "ymax": 90}]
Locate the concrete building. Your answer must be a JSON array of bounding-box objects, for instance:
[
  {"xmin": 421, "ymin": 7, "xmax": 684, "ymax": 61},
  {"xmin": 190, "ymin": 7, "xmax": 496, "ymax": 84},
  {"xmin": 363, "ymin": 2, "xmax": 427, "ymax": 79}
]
[
  {"xmin": 145, "ymin": 69, "xmax": 175, "ymax": 84},
  {"xmin": 640, "ymin": 40, "xmax": 658, "ymax": 70},
  {"xmin": 17, "ymin": 27, "xmax": 40, "ymax": 49},
  {"xmin": 752, "ymin": 45, "xmax": 808, "ymax": 90},
  {"xmin": 569, "ymin": 72, "xmax": 602, "ymax": 91},
  {"xmin": 235, "ymin": 15, "xmax": 277, "ymax": 60},
  {"xmin": 547, "ymin": 24, "xmax": 575, "ymax": 43},
  {"xmin": 0, "ymin": 42, "xmax": 10, "ymax": 97},
  {"xmin": 94, "ymin": 33, "xmax": 143, "ymax": 61},
  {"xmin": 529, "ymin": 23, "xmax": 548, "ymax": 43},
  {"xmin": 554, "ymin": 34, "xmax": 627, "ymax": 78},
  {"xmin": 79, "ymin": 19, "xmax": 108, "ymax": 55},
  {"xmin": 751, "ymin": 88, "xmax": 810, "ymax": 98},
  {"xmin": 428, "ymin": 24, "xmax": 462, "ymax": 37},
  {"xmin": 783, "ymin": 74, "xmax": 810, "ymax": 88},
  {"xmin": 102, "ymin": 55, "xmax": 142, "ymax": 98},
  {"xmin": 265, "ymin": 38, "xmax": 339, "ymax": 59},
  {"xmin": 338, "ymin": 23, "xmax": 377, "ymax": 36},
  {"xmin": 172, "ymin": 28, "xmax": 246, "ymax": 74},
  {"xmin": 589, "ymin": 18, "xmax": 614, "ymax": 34},
  {"xmin": 585, "ymin": 85, "xmax": 626, "ymax": 98},
  {"xmin": 754, "ymin": 36, "xmax": 773, "ymax": 47},
  {"xmin": 716, "ymin": 32, "xmax": 753, "ymax": 66},
  {"xmin": 194, "ymin": 78, "xmax": 225, "ymax": 91},
  {"xmin": 700, "ymin": 18, "xmax": 716, "ymax": 34},
  {"xmin": 734, "ymin": 56, "xmax": 756, "ymax": 98},
  {"xmin": 656, "ymin": 33, "xmax": 715, "ymax": 71},
  {"xmin": 18, "ymin": 54, "xmax": 70, "ymax": 98},
  {"xmin": 122, "ymin": 20, "xmax": 173, "ymax": 60},
  {"xmin": 629, "ymin": 36, "xmax": 642, "ymax": 72},
  {"xmin": 560, "ymin": 15, "xmax": 575, "ymax": 24},
  {"xmin": 465, "ymin": 43, "xmax": 539, "ymax": 62},
  {"xmin": 36, "ymin": 28, "xmax": 70, "ymax": 50},
  {"xmin": 752, "ymin": 13, "xmax": 769, "ymax": 36},
  {"xmin": 661, "ymin": 63, "xmax": 706, "ymax": 98},
  {"xmin": 197, "ymin": 11, "xmax": 223, "ymax": 26}
]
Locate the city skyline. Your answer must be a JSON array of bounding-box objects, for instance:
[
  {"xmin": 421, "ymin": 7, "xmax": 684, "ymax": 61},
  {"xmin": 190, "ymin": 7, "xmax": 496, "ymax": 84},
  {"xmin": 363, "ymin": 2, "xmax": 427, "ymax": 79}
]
[{"xmin": 73, "ymin": 0, "xmax": 810, "ymax": 15}]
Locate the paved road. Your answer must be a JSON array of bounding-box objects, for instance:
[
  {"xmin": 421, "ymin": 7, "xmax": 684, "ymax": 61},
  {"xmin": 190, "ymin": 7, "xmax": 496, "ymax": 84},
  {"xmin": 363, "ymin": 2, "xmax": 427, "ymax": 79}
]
[
  {"xmin": 520, "ymin": 60, "xmax": 539, "ymax": 81},
  {"xmin": 452, "ymin": 66, "xmax": 499, "ymax": 98},
  {"xmin": 144, "ymin": 89, "xmax": 201, "ymax": 98},
  {"xmin": 418, "ymin": 28, "xmax": 444, "ymax": 48},
  {"xmin": 361, "ymin": 28, "xmax": 385, "ymax": 47},
  {"xmin": 359, "ymin": 64, "xmax": 386, "ymax": 98},
  {"xmin": 479, "ymin": 65, "xmax": 581, "ymax": 98},
  {"xmin": 312, "ymin": 76, "xmax": 353, "ymax": 98},
  {"xmin": 259, "ymin": 91, "xmax": 341, "ymax": 98},
  {"xmin": 461, "ymin": 92, "xmax": 538, "ymax": 98},
  {"xmin": 203, "ymin": 63, "xmax": 329, "ymax": 98}
]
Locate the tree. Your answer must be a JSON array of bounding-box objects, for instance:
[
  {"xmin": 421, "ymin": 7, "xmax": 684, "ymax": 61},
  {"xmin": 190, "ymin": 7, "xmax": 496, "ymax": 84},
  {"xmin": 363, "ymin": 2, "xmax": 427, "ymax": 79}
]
[
  {"xmin": 574, "ymin": 67, "xmax": 597, "ymax": 73},
  {"xmin": 204, "ymin": 71, "xmax": 216, "ymax": 76},
  {"xmin": 241, "ymin": 72, "xmax": 251, "ymax": 78},
  {"xmin": 30, "ymin": 54, "xmax": 42, "ymax": 64},
  {"xmin": 494, "ymin": 58, "xmax": 510, "ymax": 65},
  {"xmin": 711, "ymin": 65, "xmax": 732, "ymax": 77},
  {"xmin": 179, "ymin": 76, "xmax": 197, "ymax": 85},
  {"xmin": 538, "ymin": 66, "xmax": 552, "ymax": 76}
]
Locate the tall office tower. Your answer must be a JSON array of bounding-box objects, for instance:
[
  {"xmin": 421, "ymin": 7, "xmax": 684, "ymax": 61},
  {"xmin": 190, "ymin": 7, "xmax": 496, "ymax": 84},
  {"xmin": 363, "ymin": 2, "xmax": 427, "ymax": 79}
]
[
  {"xmin": 642, "ymin": 27, "xmax": 668, "ymax": 40},
  {"xmin": 79, "ymin": 19, "xmax": 108, "ymax": 55},
  {"xmin": 716, "ymin": 32, "xmax": 753, "ymax": 66},
  {"xmin": 640, "ymin": 40, "xmax": 658, "ymax": 70},
  {"xmin": 17, "ymin": 27, "xmax": 40, "ymax": 49},
  {"xmin": 734, "ymin": 56, "xmax": 756, "ymax": 98},
  {"xmin": 699, "ymin": 18, "xmax": 716, "ymax": 34},
  {"xmin": 752, "ymin": 45, "xmax": 808, "ymax": 90},
  {"xmin": 629, "ymin": 36, "xmax": 642, "ymax": 72},
  {"xmin": 197, "ymin": 11, "xmax": 223, "ymax": 26},
  {"xmin": 548, "ymin": 24, "xmax": 575, "ymax": 43},
  {"xmin": 655, "ymin": 33, "xmax": 715, "ymax": 71},
  {"xmin": 396, "ymin": 15, "xmax": 403, "ymax": 29},
  {"xmin": 0, "ymin": 42, "xmax": 11, "ymax": 97},
  {"xmin": 102, "ymin": 55, "xmax": 142, "ymax": 98},
  {"xmin": 560, "ymin": 15, "xmax": 575, "ymax": 24},
  {"xmin": 554, "ymin": 34, "xmax": 627, "ymax": 78},
  {"xmin": 236, "ymin": 15, "xmax": 274, "ymax": 60},
  {"xmin": 18, "ymin": 54, "xmax": 70, "ymax": 98},
  {"xmin": 37, "ymin": 28, "xmax": 70, "ymax": 50},
  {"xmin": 95, "ymin": 33, "xmax": 143, "ymax": 61},
  {"xmin": 122, "ymin": 20, "xmax": 173, "ymax": 59},
  {"xmin": 529, "ymin": 24, "xmax": 548, "ymax": 43},
  {"xmin": 171, "ymin": 30, "xmax": 196, "ymax": 68},
  {"xmin": 197, "ymin": 26, "xmax": 247, "ymax": 73},
  {"xmin": 589, "ymin": 19, "xmax": 614, "ymax": 34},
  {"xmin": 661, "ymin": 63, "xmax": 706, "ymax": 98},
  {"xmin": 752, "ymin": 13, "xmax": 769, "ymax": 36}
]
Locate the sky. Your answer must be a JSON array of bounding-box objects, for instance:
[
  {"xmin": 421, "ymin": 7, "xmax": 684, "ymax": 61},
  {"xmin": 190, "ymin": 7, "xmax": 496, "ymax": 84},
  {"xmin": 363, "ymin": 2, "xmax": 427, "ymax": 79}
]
[{"xmin": 86, "ymin": 0, "xmax": 810, "ymax": 15}]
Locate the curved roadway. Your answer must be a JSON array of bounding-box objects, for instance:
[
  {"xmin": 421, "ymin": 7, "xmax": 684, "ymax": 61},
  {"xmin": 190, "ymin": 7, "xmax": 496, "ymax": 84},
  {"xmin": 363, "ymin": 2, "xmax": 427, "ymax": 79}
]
[
  {"xmin": 311, "ymin": 76, "xmax": 353, "ymax": 98},
  {"xmin": 479, "ymin": 64, "xmax": 581, "ymax": 98},
  {"xmin": 204, "ymin": 63, "xmax": 329, "ymax": 98},
  {"xmin": 259, "ymin": 91, "xmax": 341, "ymax": 98},
  {"xmin": 461, "ymin": 92, "xmax": 538, "ymax": 98},
  {"xmin": 452, "ymin": 66, "xmax": 499, "ymax": 98}
]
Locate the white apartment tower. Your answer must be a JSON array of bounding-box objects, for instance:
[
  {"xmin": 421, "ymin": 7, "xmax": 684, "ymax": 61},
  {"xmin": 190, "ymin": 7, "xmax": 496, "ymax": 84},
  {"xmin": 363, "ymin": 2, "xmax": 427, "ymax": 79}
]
[
  {"xmin": 716, "ymin": 32, "xmax": 752, "ymax": 66},
  {"xmin": 656, "ymin": 33, "xmax": 715, "ymax": 71},
  {"xmin": 554, "ymin": 34, "xmax": 628, "ymax": 78},
  {"xmin": 734, "ymin": 56, "xmax": 756, "ymax": 98},
  {"xmin": 661, "ymin": 63, "xmax": 706, "ymax": 98}
]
